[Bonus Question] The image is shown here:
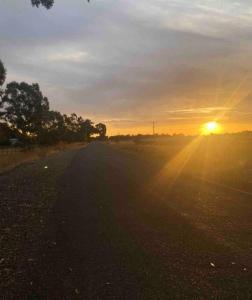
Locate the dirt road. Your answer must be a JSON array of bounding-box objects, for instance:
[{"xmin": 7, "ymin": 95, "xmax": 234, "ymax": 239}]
[{"xmin": 1, "ymin": 143, "xmax": 252, "ymax": 299}]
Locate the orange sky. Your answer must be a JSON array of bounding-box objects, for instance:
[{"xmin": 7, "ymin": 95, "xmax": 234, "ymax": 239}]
[{"xmin": 107, "ymin": 121, "xmax": 252, "ymax": 136}]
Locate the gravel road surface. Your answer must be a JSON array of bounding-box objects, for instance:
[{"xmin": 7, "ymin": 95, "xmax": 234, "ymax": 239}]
[{"xmin": 1, "ymin": 142, "xmax": 251, "ymax": 299}]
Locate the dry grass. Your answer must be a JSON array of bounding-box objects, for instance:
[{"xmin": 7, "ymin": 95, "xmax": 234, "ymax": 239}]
[
  {"xmin": 110, "ymin": 135, "xmax": 252, "ymax": 192},
  {"xmin": 0, "ymin": 142, "xmax": 86, "ymax": 173}
]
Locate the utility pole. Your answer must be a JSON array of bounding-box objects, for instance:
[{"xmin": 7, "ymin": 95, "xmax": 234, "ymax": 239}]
[{"xmin": 152, "ymin": 121, "xmax": 156, "ymax": 136}]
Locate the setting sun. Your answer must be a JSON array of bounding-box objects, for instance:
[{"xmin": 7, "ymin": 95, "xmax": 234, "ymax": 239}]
[{"xmin": 201, "ymin": 121, "xmax": 221, "ymax": 135}]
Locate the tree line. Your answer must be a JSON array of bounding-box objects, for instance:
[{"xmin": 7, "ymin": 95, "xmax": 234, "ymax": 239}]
[{"xmin": 0, "ymin": 60, "xmax": 106, "ymax": 146}]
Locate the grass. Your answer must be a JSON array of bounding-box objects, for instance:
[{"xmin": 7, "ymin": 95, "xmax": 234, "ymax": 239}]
[
  {"xmin": 110, "ymin": 135, "xmax": 252, "ymax": 253},
  {"xmin": 0, "ymin": 142, "xmax": 86, "ymax": 173},
  {"xmin": 109, "ymin": 136, "xmax": 252, "ymax": 298},
  {"xmin": 110, "ymin": 135, "xmax": 252, "ymax": 193}
]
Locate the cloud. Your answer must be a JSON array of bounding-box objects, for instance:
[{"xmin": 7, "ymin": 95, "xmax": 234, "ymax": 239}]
[
  {"xmin": 1, "ymin": 0, "xmax": 252, "ymax": 134},
  {"xmin": 166, "ymin": 107, "xmax": 232, "ymax": 114},
  {"xmin": 47, "ymin": 50, "xmax": 91, "ymax": 63}
]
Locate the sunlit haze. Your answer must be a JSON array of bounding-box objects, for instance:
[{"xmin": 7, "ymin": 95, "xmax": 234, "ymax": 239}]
[
  {"xmin": 201, "ymin": 121, "xmax": 221, "ymax": 135},
  {"xmin": 1, "ymin": 0, "xmax": 252, "ymax": 135}
]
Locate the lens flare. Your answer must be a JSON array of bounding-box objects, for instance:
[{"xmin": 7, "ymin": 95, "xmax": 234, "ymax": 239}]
[{"xmin": 201, "ymin": 121, "xmax": 220, "ymax": 135}]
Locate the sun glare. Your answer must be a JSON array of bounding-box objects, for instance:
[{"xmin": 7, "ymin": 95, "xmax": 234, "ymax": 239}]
[{"xmin": 202, "ymin": 121, "xmax": 220, "ymax": 135}]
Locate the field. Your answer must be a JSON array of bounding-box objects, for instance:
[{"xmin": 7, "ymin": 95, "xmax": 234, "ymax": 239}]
[
  {"xmin": 111, "ymin": 135, "xmax": 252, "ymax": 255},
  {"xmin": 1, "ymin": 136, "xmax": 252, "ymax": 299},
  {"xmin": 112, "ymin": 134, "xmax": 252, "ymax": 194}
]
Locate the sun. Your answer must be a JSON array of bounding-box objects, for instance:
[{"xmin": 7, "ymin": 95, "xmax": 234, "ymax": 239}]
[
  {"xmin": 201, "ymin": 121, "xmax": 221, "ymax": 135},
  {"xmin": 206, "ymin": 121, "xmax": 218, "ymax": 131}
]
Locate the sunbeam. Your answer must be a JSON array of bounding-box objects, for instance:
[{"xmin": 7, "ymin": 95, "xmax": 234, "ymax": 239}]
[{"xmin": 145, "ymin": 136, "xmax": 203, "ymax": 195}]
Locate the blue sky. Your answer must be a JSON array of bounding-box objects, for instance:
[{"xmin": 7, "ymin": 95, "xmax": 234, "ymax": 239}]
[{"xmin": 1, "ymin": 0, "xmax": 252, "ymax": 134}]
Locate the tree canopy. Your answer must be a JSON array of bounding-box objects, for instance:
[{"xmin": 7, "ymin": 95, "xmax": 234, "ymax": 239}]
[
  {"xmin": 0, "ymin": 60, "xmax": 6, "ymax": 87},
  {"xmin": 2, "ymin": 82, "xmax": 50, "ymax": 137},
  {"xmin": 31, "ymin": 0, "xmax": 90, "ymax": 9},
  {"xmin": 0, "ymin": 61, "xmax": 107, "ymax": 145},
  {"xmin": 96, "ymin": 123, "xmax": 107, "ymax": 138}
]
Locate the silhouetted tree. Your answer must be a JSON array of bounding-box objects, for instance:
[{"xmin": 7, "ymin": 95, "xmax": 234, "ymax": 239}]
[
  {"xmin": 31, "ymin": 0, "xmax": 90, "ymax": 9},
  {"xmin": 0, "ymin": 60, "xmax": 7, "ymax": 120},
  {"xmin": 31, "ymin": 0, "xmax": 54, "ymax": 9},
  {"xmin": 2, "ymin": 82, "xmax": 49, "ymax": 139},
  {"xmin": 39, "ymin": 110, "xmax": 65, "ymax": 144},
  {"xmin": 79, "ymin": 118, "xmax": 95, "ymax": 141},
  {"xmin": 61, "ymin": 114, "xmax": 77, "ymax": 142},
  {"xmin": 95, "ymin": 123, "xmax": 106, "ymax": 139},
  {"xmin": 0, "ymin": 61, "xmax": 106, "ymax": 145},
  {"xmin": 59, "ymin": 114, "xmax": 94, "ymax": 142},
  {"xmin": 0, "ymin": 60, "xmax": 6, "ymax": 87}
]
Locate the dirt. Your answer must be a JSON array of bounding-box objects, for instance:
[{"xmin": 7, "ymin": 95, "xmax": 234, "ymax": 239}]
[
  {"xmin": 0, "ymin": 142, "xmax": 251, "ymax": 299},
  {"xmin": 0, "ymin": 148, "xmax": 80, "ymax": 299}
]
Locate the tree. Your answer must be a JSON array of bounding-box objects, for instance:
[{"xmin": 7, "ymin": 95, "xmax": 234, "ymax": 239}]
[
  {"xmin": 95, "ymin": 123, "xmax": 106, "ymax": 139},
  {"xmin": 39, "ymin": 110, "xmax": 65, "ymax": 144},
  {"xmin": 31, "ymin": 0, "xmax": 90, "ymax": 9},
  {"xmin": 0, "ymin": 60, "xmax": 106, "ymax": 145},
  {"xmin": 0, "ymin": 60, "xmax": 7, "ymax": 120},
  {"xmin": 2, "ymin": 82, "xmax": 50, "ymax": 139},
  {"xmin": 0, "ymin": 60, "xmax": 6, "ymax": 87},
  {"xmin": 61, "ymin": 113, "xmax": 78, "ymax": 142},
  {"xmin": 77, "ymin": 118, "xmax": 95, "ymax": 141},
  {"xmin": 31, "ymin": 0, "xmax": 54, "ymax": 9},
  {"xmin": 59, "ymin": 114, "xmax": 95, "ymax": 142}
]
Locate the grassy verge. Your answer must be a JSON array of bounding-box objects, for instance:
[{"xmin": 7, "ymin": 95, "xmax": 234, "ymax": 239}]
[{"xmin": 0, "ymin": 142, "xmax": 86, "ymax": 173}]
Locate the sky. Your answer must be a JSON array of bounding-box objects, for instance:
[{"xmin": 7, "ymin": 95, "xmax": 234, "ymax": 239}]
[{"xmin": 1, "ymin": 0, "xmax": 252, "ymax": 135}]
